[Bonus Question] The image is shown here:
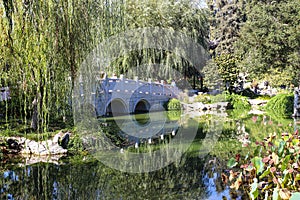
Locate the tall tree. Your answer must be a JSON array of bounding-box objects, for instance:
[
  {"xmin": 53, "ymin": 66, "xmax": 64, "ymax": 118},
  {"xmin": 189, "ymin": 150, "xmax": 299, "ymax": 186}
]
[
  {"xmin": 206, "ymin": 0, "xmax": 246, "ymax": 55},
  {"xmin": 235, "ymin": 0, "xmax": 300, "ymax": 86},
  {"xmin": 0, "ymin": 0, "xmax": 209, "ymax": 131}
]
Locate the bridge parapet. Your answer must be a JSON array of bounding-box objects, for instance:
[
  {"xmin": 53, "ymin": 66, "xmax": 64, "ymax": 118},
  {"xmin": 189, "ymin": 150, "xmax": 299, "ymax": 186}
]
[
  {"xmin": 99, "ymin": 76, "xmax": 180, "ymax": 98},
  {"xmin": 75, "ymin": 75, "xmax": 181, "ymax": 116}
]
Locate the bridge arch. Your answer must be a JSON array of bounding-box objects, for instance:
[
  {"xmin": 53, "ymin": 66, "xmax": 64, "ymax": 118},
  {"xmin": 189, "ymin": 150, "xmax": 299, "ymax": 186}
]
[
  {"xmin": 105, "ymin": 98, "xmax": 128, "ymax": 116},
  {"xmin": 134, "ymin": 99, "xmax": 150, "ymax": 113}
]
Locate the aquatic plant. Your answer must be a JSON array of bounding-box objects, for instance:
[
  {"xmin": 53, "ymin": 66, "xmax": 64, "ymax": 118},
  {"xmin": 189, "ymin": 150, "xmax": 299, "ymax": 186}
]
[{"xmin": 227, "ymin": 130, "xmax": 300, "ymax": 199}]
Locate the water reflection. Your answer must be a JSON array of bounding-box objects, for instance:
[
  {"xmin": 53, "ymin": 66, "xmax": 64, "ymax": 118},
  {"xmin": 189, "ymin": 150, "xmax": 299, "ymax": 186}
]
[
  {"xmin": 0, "ymin": 112, "xmax": 295, "ymax": 199},
  {"xmin": 1, "ymin": 154, "xmax": 235, "ymax": 200}
]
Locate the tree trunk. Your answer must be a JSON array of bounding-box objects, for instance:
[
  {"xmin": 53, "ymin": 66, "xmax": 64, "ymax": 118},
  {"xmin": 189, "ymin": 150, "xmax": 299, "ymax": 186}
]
[{"xmin": 31, "ymin": 96, "xmax": 39, "ymax": 131}]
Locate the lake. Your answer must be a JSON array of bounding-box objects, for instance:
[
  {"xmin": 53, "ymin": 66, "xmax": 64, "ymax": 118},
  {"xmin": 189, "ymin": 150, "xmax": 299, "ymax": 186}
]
[{"xmin": 1, "ymin": 110, "xmax": 295, "ymax": 199}]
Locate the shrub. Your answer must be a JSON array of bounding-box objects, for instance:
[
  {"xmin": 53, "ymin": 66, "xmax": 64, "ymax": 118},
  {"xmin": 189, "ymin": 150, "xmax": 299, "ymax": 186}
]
[
  {"xmin": 265, "ymin": 93, "xmax": 293, "ymax": 117},
  {"xmin": 194, "ymin": 94, "xmax": 211, "ymax": 104},
  {"xmin": 227, "ymin": 93, "xmax": 251, "ymax": 110},
  {"xmin": 210, "ymin": 93, "xmax": 227, "ymax": 103},
  {"xmin": 167, "ymin": 111, "xmax": 181, "ymax": 121},
  {"xmin": 167, "ymin": 98, "xmax": 181, "ymax": 111}
]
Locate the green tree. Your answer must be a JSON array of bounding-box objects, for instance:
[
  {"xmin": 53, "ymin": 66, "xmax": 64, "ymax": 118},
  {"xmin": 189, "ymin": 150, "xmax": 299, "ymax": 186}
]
[
  {"xmin": 206, "ymin": 0, "xmax": 247, "ymax": 56},
  {"xmin": 0, "ymin": 0, "xmax": 209, "ymax": 132},
  {"xmin": 235, "ymin": 0, "xmax": 300, "ymax": 86}
]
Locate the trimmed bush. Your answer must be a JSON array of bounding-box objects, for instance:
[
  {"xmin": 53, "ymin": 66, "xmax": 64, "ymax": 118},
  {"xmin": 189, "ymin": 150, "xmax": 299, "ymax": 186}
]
[{"xmin": 167, "ymin": 98, "xmax": 181, "ymax": 111}]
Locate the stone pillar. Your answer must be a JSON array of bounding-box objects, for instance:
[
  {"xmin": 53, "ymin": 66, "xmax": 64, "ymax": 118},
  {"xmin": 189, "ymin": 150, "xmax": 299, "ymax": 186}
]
[
  {"xmin": 293, "ymin": 88, "xmax": 300, "ymax": 117},
  {"xmin": 148, "ymin": 78, "xmax": 152, "ymax": 95}
]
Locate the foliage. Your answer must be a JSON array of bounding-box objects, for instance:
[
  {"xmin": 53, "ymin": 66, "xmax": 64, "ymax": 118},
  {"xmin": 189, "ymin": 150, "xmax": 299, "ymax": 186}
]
[
  {"xmin": 214, "ymin": 54, "xmax": 240, "ymax": 91},
  {"xmin": 206, "ymin": 0, "xmax": 247, "ymax": 55},
  {"xmin": 201, "ymin": 60, "xmax": 224, "ymax": 91},
  {"xmin": 210, "ymin": 93, "xmax": 227, "ymax": 103},
  {"xmin": 227, "ymin": 93, "xmax": 251, "ymax": 110},
  {"xmin": 0, "ymin": 0, "xmax": 209, "ymax": 132},
  {"xmin": 67, "ymin": 133, "xmax": 85, "ymax": 154},
  {"xmin": 235, "ymin": 0, "xmax": 300, "ymax": 86},
  {"xmin": 227, "ymin": 130, "xmax": 300, "ymax": 199},
  {"xmin": 194, "ymin": 94, "xmax": 211, "ymax": 104},
  {"xmin": 167, "ymin": 111, "xmax": 181, "ymax": 121},
  {"xmin": 265, "ymin": 93, "xmax": 293, "ymax": 117},
  {"xmin": 256, "ymin": 95, "xmax": 272, "ymax": 101},
  {"xmin": 201, "ymin": 54, "xmax": 240, "ymax": 92},
  {"xmin": 167, "ymin": 98, "xmax": 182, "ymax": 111}
]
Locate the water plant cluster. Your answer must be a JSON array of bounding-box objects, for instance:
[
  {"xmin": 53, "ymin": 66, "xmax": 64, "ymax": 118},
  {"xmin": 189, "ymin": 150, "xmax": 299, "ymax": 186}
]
[{"xmin": 227, "ymin": 130, "xmax": 300, "ymax": 199}]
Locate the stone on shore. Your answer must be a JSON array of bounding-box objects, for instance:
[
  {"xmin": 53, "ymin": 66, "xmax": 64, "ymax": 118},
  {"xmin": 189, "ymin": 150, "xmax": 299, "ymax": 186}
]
[{"xmin": 1, "ymin": 131, "xmax": 71, "ymax": 156}]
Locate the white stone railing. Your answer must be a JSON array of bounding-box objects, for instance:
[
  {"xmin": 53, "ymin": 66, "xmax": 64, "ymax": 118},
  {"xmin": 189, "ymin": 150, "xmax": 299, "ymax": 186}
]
[{"xmin": 98, "ymin": 76, "xmax": 180, "ymax": 98}]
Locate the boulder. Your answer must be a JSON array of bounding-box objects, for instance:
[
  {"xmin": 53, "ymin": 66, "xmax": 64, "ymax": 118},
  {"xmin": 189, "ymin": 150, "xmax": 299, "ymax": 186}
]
[{"xmin": 1, "ymin": 133, "xmax": 70, "ymax": 156}]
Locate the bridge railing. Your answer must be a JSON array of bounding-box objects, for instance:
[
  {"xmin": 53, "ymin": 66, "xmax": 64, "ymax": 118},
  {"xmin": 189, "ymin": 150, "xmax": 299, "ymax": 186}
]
[{"xmin": 98, "ymin": 76, "xmax": 180, "ymax": 98}]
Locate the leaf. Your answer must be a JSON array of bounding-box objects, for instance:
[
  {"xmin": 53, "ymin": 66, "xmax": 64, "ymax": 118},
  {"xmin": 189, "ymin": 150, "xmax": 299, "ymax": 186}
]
[
  {"xmin": 295, "ymin": 174, "xmax": 300, "ymax": 181},
  {"xmin": 290, "ymin": 192, "xmax": 300, "ymax": 200},
  {"xmin": 259, "ymin": 166, "xmax": 270, "ymax": 179},
  {"xmin": 227, "ymin": 157, "xmax": 238, "ymax": 168},
  {"xmin": 278, "ymin": 141, "xmax": 286, "ymax": 156},
  {"xmin": 252, "ymin": 156, "xmax": 265, "ymax": 175},
  {"xmin": 254, "ymin": 146, "xmax": 262, "ymax": 157},
  {"xmin": 250, "ymin": 178, "xmax": 259, "ymax": 200},
  {"xmin": 281, "ymin": 155, "xmax": 291, "ymax": 171}
]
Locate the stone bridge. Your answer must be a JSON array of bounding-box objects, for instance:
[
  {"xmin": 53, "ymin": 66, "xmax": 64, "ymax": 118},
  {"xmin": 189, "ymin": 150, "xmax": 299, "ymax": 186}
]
[{"xmin": 78, "ymin": 75, "xmax": 180, "ymax": 117}]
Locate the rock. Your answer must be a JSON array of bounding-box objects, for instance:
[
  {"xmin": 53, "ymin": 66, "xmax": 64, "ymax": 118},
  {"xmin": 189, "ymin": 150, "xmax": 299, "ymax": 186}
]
[
  {"xmin": 7, "ymin": 138, "xmax": 20, "ymax": 150},
  {"xmin": 1, "ymin": 135, "xmax": 69, "ymax": 156},
  {"xmin": 53, "ymin": 131, "xmax": 71, "ymax": 149},
  {"xmin": 60, "ymin": 133, "xmax": 70, "ymax": 149}
]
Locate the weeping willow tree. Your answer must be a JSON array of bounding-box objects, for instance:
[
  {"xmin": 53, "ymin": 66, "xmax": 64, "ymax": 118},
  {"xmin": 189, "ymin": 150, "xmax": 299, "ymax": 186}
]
[
  {"xmin": 110, "ymin": 0, "xmax": 209, "ymax": 81},
  {"xmin": 0, "ymin": 0, "xmax": 209, "ymax": 133},
  {"xmin": 0, "ymin": 0, "xmax": 95, "ymax": 132}
]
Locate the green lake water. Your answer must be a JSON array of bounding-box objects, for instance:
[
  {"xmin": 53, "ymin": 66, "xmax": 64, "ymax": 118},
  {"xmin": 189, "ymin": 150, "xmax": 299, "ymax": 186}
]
[{"xmin": 0, "ymin": 111, "xmax": 296, "ymax": 200}]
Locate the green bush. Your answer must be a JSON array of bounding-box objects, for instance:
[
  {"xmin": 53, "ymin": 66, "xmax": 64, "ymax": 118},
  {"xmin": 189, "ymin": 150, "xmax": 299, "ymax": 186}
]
[
  {"xmin": 167, "ymin": 111, "xmax": 181, "ymax": 120},
  {"xmin": 167, "ymin": 98, "xmax": 181, "ymax": 111},
  {"xmin": 227, "ymin": 93, "xmax": 251, "ymax": 110},
  {"xmin": 210, "ymin": 93, "xmax": 227, "ymax": 103},
  {"xmin": 265, "ymin": 93, "xmax": 293, "ymax": 117},
  {"xmin": 194, "ymin": 94, "xmax": 211, "ymax": 104}
]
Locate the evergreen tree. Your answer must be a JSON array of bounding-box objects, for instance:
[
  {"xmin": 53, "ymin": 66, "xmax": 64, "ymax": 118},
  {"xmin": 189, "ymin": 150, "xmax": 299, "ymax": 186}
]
[{"xmin": 235, "ymin": 0, "xmax": 300, "ymax": 86}]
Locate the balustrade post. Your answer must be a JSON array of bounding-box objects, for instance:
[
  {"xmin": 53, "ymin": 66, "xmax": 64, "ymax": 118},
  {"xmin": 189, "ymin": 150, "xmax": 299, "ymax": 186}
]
[
  {"xmin": 161, "ymin": 80, "xmax": 164, "ymax": 95},
  {"xmin": 120, "ymin": 74, "xmax": 124, "ymax": 92},
  {"xmin": 148, "ymin": 78, "xmax": 152, "ymax": 95},
  {"xmin": 135, "ymin": 76, "xmax": 139, "ymax": 99}
]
